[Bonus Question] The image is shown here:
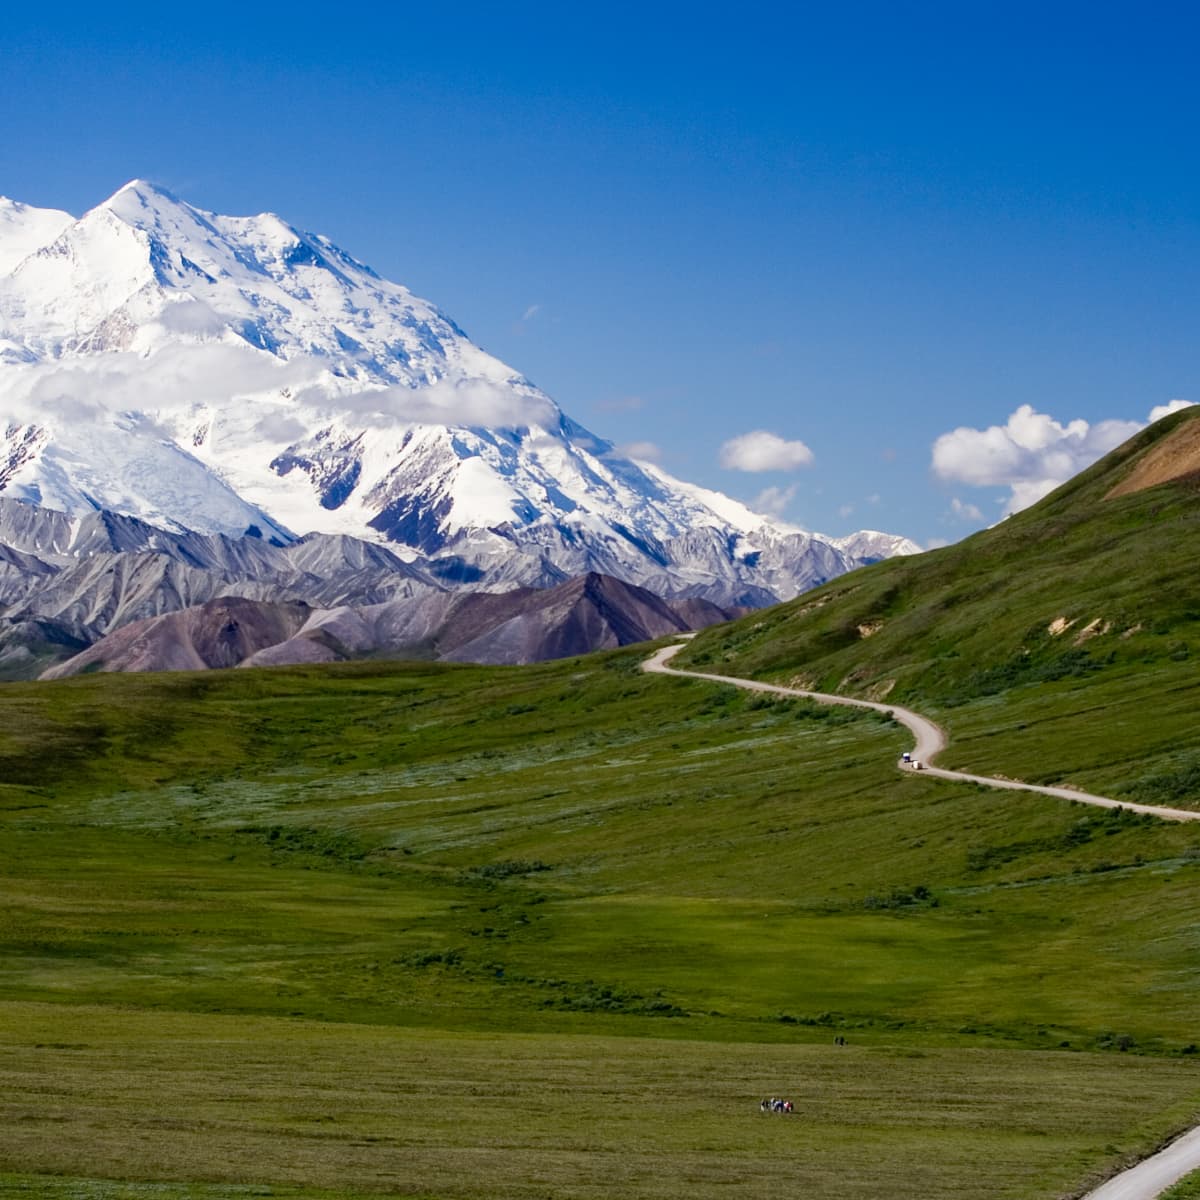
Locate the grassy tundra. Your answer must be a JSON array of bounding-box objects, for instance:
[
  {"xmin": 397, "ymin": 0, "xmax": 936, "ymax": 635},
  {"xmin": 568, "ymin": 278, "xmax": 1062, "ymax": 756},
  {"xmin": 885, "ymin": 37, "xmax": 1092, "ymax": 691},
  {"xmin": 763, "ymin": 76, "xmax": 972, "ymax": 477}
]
[
  {"xmin": 3, "ymin": 411, "xmax": 1200, "ymax": 1196},
  {"xmin": 1, "ymin": 645, "xmax": 1199, "ymax": 1198}
]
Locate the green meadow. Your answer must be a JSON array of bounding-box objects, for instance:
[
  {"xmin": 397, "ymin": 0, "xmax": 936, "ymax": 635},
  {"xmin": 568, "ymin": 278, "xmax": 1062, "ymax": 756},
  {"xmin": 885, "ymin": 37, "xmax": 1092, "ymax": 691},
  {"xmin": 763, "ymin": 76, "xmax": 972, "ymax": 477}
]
[
  {"xmin": 4, "ymin": 410, "xmax": 1200, "ymax": 1197},
  {"xmin": 1, "ymin": 1003, "xmax": 1196, "ymax": 1200},
  {"xmin": 1, "ymin": 633, "xmax": 1199, "ymax": 1197}
]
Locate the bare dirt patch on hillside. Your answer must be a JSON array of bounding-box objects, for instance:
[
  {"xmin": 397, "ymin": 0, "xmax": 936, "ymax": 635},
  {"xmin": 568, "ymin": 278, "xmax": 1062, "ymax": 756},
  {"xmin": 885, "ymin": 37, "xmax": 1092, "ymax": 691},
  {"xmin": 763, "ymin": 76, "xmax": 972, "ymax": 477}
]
[{"xmin": 1106, "ymin": 416, "xmax": 1200, "ymax": 499}]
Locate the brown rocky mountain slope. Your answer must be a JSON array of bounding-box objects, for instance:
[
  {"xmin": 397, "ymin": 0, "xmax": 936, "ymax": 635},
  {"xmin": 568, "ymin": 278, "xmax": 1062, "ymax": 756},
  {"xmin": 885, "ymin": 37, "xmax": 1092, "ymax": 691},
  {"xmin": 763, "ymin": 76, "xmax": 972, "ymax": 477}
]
[
  {"xmin": 42, "ymin": 574, "xmax": 736, "ymax": 678},
  {"xmin": 1106, "ymin": 408, "xmax": 1200, "ymax": 498}
]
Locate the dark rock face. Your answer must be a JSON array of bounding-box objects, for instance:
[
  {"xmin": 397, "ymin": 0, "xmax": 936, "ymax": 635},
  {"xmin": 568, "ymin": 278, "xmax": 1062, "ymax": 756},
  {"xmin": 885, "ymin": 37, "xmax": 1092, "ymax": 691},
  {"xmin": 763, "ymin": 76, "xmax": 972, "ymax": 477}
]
[
  {"xmin": 367, "ymin": 492, "xmax": 454, "ymax": 550},
  {"xmin": 270, "ymin": 430, "xmax": 366, "ymax": 511},
  {"xmin": 0, "ymin": 424, "xmax": 47, "ymax": 491},
  {"xmin": 0, "ymin": 616, "xmax": 88, "ymax": 681},
  {"xmin": 436, "ymin": 572, "xmax": 692, "ymax": 664}
]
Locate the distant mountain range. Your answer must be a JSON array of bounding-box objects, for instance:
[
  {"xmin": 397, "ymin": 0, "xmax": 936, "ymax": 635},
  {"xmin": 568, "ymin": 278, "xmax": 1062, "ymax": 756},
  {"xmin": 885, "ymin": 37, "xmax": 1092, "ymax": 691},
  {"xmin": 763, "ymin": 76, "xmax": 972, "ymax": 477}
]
[
  {"xmin": 0, "ymin": 495, "xmax": 743, "ymax": 678},
  {"xmin": 0, "ymin": 181, "xmax": 919, "ymax": 675},
  {"xmin": 38, "ymin": 573, "xmax": 734, "ymax": 679}
]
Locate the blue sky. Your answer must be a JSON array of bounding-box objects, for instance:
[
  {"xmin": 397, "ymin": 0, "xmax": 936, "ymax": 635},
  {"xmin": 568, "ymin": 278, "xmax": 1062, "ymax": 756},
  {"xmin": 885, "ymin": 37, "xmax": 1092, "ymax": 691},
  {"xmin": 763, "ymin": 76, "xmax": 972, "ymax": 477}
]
[{"xmin": 3, "ymin": 2, "xmax": 1197, "ymax": 545}]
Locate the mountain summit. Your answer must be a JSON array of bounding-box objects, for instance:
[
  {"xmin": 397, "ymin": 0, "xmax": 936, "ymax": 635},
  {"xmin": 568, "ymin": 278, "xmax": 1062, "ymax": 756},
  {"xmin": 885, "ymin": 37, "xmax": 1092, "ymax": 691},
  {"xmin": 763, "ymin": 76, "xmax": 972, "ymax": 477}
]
[{"xmin": 0, "ymin": 182, "xmax": 917, "ymax": 605}]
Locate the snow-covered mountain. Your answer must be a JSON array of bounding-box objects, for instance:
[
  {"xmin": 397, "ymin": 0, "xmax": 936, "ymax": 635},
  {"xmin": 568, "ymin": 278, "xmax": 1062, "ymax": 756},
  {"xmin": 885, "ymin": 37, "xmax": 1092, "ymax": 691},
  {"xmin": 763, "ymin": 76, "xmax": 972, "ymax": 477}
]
[
  {"xmin": 0, "ymin": 181, "xmax": 918, "ymax": 605},
  {"xmin": 0, "ymin": 198, "xmax": 73, "ymax": 275}
]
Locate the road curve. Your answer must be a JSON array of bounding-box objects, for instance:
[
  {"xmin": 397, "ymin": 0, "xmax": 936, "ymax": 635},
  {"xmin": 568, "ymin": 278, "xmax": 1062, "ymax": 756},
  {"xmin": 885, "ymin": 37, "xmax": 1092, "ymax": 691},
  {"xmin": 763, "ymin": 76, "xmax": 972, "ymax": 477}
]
[
  {"xmin": 642, "ymin": 641, "xmax": 1200, "ymax": 823},
  {"xmin": 1081, "ymin": 1127, "xmax": 1200, "ymax": 1200},
  {"xmin": 645, "ymin": 639, "xmax": 1200, "ymax": 1199}
]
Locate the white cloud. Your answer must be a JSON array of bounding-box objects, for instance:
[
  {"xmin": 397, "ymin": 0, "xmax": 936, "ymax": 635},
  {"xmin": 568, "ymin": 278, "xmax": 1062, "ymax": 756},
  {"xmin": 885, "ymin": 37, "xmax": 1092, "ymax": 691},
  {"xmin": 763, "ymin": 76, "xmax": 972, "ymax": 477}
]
[
  {"xmin": 336, "ymin": 377, "xmax": 557, "ymax": 429},
  {"xmin": 618, "ymin": 440, "xmax": 662, "ymax": 462},
  {"xmin": 754, "ymin": 484, "xmax": 797, "ymax": 516},
  {"xmin": 154, "ymin": 298, "xmax": 227, "ymax": 337},
  {"xmin": 931, "ymin": 403, "xmax": 1144, "ymax": 515},
  {"xmin": 1149, "ymin": 398, "xmax": 1196, "ymax": 423},
  {"xmin": 1, "ymin": 345, "xmax": 558, "ymax": 435},
  {"xmin": 720, "ymin": 430, "xmax": 814, "ymax": 472},
  {"xmin": 253, "ymin": 412, "xmax": 309, "ymax": 442},
  {"xmin": 521, "ymin": 304, "xmax": 541, "ymax": 322},
  {"xmin": 949, "ymin": 497, "xmax": 983, "ymax": 522},
  {"xmin": 838, "ymin": 503, "xmax": 855, "ymax": 518},
  {"xmin": 3, "ymin": 344, "xmax": 313, "ymax": 426}
]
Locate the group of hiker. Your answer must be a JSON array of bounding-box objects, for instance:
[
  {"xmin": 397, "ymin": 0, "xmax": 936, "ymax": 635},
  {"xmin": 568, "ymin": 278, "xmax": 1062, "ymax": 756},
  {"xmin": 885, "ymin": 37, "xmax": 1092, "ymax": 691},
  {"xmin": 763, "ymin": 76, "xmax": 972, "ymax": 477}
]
[{"xmin": 761, "ymin": 1037, "xmax": 851, "ymax": 1111}]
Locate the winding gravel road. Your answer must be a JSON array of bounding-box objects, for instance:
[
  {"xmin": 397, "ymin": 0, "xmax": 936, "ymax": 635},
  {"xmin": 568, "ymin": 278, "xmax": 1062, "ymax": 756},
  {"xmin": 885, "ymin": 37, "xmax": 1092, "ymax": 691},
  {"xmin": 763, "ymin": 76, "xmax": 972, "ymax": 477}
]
[
  {"xmin": 643, "ymin": 639, "xmax": 1200, "ymax": 1198},
  {"xmin": 642, "ymin": 641, "xmax": 1200, "ymax": 823}
]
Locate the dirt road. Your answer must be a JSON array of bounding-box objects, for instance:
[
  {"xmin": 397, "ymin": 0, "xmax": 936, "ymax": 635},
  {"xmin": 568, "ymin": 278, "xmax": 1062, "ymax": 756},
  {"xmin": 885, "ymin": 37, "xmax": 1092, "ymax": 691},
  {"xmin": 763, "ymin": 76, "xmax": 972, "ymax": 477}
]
[
  {"xmin": 1082, "ymin": 1127, "xmax": 1200, "ymax": 1199},
  {"xmin": 642, "ymin": 641, "xmax": 1200, "ymax": 823}
]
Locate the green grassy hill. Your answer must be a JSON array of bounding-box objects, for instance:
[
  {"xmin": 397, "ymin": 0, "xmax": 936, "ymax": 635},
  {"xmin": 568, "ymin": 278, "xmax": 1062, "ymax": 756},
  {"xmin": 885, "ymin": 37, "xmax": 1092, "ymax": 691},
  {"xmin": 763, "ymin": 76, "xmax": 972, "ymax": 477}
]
[
  {"xmin": 2, "ymin": 410, "xmax": 1200, "ymax": 1198},
  {"xmin": 680, "ymin": 404, "xmax": 1200, "ymax": 807}
]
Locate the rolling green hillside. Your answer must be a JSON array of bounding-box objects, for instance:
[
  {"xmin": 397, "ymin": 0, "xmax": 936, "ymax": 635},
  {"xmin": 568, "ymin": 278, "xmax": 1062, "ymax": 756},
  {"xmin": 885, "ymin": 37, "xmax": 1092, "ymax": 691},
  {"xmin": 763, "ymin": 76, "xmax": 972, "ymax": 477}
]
[
  {"xmin": 3, "ymin": 412, "xmax": 1200, "ymax": 1198},
  {"xmin": 2, "ymin": 645, "xmax": 1200, "ymax": 1197},
  {"xmin": 680, "ymin": 404, "xmax": 1200, "ymax": 807}
]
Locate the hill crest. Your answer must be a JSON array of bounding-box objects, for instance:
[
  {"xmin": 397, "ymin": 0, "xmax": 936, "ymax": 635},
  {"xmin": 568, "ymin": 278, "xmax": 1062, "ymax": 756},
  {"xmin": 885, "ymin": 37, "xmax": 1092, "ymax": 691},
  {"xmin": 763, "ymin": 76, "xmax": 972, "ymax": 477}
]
[
  {"xmin": 681, "ymin": 405, "xmax": 1200, "ymax": 714},
  {"xmin": 1105, "ymin": 410, "xmax": 1200, "ymax": 499}
]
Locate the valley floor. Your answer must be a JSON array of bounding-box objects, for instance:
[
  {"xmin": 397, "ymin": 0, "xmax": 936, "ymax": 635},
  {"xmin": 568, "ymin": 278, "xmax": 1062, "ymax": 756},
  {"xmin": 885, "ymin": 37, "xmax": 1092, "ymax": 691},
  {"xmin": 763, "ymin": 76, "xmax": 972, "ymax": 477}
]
[
  {"xmin": 2, "ymin": 1001, "xmax": 1198, "ymax": 1200},
  {"xmin": 1, "ymin": 645, "xmax": 1198, "ymax": 1197}
]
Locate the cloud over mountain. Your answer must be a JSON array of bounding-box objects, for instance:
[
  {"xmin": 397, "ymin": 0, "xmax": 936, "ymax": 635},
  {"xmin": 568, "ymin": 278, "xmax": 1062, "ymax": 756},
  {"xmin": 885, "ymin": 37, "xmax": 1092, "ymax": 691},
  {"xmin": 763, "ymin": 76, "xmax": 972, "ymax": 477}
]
[
  {"xmin": 931, "ymin": 404, "xmax": 1153, "ymax": 515},
  {"xmin": 753, "ymin": 484, "xmax": 797, "ymax": 517},
  {"xmin": 719, "ymin": 430, "xmax": 814, "ymax": 472},
  {"xmin": 1149, "ymin": 399, "xmax": 1196, "ymax": 423},
  {"xmin": 332, "ymin": 377, "xmax": 558, "ymax": 429},
  {"xmin": 618, "ymin": 441, "xmax": 662, "ymax": 462}
]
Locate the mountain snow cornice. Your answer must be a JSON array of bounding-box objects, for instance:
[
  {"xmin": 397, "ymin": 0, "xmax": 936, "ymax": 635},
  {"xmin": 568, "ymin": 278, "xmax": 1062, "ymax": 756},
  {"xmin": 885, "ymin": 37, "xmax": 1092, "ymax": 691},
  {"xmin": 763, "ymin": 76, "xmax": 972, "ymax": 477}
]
[{"xmin": 0, "ymin": 180, "xmax": 918, "ymax": 606}]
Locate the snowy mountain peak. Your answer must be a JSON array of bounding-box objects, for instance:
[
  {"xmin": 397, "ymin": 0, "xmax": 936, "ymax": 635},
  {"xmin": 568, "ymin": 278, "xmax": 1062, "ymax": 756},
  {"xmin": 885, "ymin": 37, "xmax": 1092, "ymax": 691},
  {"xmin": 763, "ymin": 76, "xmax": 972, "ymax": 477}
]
[
  {"xmin": 95, "ymin": 179, "xmax": 218, "ymax": 259},
  {"xmin": 100, "ymin": 179, "xmax": 292, "ymax": 248},
  {"xmin": 101, "ymin": 177, "xmax": 181, "ymax": 210},
  {"xmin": 0, "ymin": 197, "xmax": 75, "ymax": 275},
  {"xmin": 831, "ymin": 529, "xmax": 923, "ymax": 561},
  {"xmin": 0, "ymin": 183, "xmax": 919, "ymax": 605}
]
